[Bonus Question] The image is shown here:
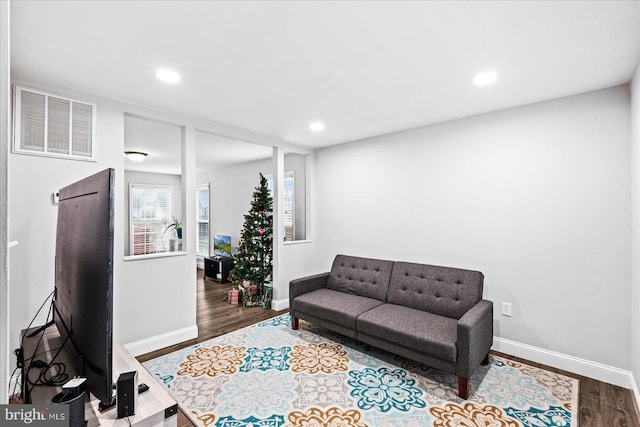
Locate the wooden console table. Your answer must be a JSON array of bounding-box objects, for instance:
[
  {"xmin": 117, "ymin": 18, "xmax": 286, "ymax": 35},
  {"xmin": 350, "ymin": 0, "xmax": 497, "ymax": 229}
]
[{"xmin": 21, "ymin": 325, "xmax": 177, "ymax": 427}]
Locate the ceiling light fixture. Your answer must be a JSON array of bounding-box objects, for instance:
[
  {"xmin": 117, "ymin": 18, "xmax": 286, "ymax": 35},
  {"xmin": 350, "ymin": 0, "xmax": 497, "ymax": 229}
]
[
  {"xmin": 156, "ymin": 69, "xmax": 181, "ymax": 83},
  {"xmin": 309, "ymin": 121, "xmax": 325, "ymax": 132},
  {"xmin": 125, "ymin": 151, "xmax": 148, "ymax": 162},
  {"xmin": 473, "ymin": 71, "xmax": 498, "ymax": 86}
]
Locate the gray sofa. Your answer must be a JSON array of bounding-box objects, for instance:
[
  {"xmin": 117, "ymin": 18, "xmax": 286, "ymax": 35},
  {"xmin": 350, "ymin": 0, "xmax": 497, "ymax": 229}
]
[{"xmin": 289, "ymin": 254, "xmax": 493, "ymax": 399}]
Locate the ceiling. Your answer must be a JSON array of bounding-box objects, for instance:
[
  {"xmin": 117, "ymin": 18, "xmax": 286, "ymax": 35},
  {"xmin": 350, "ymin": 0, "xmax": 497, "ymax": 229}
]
[
  {"xmin": 10, "ymin": 1, "xmax": 640, "ymax": 171},
  {"xmin": 124, "ymin": 115, "xmax": 273, "ymax": 175}
]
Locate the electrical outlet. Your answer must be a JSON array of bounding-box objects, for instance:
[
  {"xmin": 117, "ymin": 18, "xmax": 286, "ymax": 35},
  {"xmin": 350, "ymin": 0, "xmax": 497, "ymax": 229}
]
[{"xmin": 501, "ymin": 302, "xmax": 512, "ymax": 317}]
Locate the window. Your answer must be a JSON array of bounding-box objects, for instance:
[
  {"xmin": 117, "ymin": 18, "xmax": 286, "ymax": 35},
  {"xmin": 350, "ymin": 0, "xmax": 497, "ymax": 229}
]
[
  {"xmin": 266, "ymin": 171, "xmax": 294, "ymax": 241},
  {"xmin": 197, "ymin": 184, "xmax": 210, "ymax": 256},
  {"xmin": 129, "ymin": 184, "xmax": 172, "ymax": 255},
  {"xmin": 13, "ymin": 85, "xmax": 96, "ymax": 161}
]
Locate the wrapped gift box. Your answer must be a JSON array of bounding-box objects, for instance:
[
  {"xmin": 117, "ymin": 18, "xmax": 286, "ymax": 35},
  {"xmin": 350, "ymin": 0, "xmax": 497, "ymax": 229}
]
[
  {"xmin": 228, "ymin": 288, "xmax": 239, "ymax": 305},
  {"xmin": 247, "ymin": 285, "xmax": 257, "ymax": 296}
]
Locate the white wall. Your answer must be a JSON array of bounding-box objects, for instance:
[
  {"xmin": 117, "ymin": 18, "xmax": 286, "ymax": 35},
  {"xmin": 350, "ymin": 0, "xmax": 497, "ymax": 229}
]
[
  {"xmin": 277, "ymin": 240, "xmax": 315, "ymax": 308},
  {"xmin": 630, "ymin": 62, "xmax": 640, "ymax": 399},
  {"xmin": 314, "ymin": 86, "xmax": 631, "ymax": 370},
  {"xmin": 8, "ymin": 78, "xmax": 197, "ymax": 359}
]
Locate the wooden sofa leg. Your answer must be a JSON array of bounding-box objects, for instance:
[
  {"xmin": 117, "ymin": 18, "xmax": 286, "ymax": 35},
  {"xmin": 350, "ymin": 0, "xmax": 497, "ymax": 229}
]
[
  {"xmin": 291, "ymin": 316, "xmax": 299, "ymax": 330},
  {"xmin": 482, "ymin": 352, "xmax": 490, "ymax": 365},
  {"xmin": 458, "ymin": 377, "xmax": 469, "ymax": 400}
]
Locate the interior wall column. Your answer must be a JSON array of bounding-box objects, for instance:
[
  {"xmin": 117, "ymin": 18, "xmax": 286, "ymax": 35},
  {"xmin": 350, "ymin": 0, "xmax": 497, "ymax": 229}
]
[
  {"xmin": 272, "ymin": 146, "xmax": 285, "ymax": 305},
  {"xmin": 305, "ymin": 153, "xmax": 313, "ymax": 243},
  {"xmin": 182, "ymin": 125, "xmax": 197, "ymax": 327}
]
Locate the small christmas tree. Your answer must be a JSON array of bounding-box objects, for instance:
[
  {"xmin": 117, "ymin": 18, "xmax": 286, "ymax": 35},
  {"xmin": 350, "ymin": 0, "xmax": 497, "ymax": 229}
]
[{"xmin": 228, "ymin": 173, "xmax": 273, "ymax": 304}]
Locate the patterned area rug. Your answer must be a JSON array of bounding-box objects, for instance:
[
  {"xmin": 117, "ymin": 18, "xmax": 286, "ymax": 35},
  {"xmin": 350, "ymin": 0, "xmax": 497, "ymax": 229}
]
[{"xmin": 143, "ymin": 314, "xmax": 578, "ymax": 427}]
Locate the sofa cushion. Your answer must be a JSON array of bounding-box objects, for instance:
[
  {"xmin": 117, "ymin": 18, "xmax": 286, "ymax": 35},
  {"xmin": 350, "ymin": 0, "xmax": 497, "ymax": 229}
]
[
  {"xmin": 326, "ymin": 255, "xmax": 394, "ymax": 301},
  {"xmin": 387, "ymin": 262, "xmax": 484, "ymax": 319},
  {"xmin": 292, "ymin": 288, "xmax": 384, "ymax": 330},
  {"xmin": 357, "ymin": 303, "xmax": 458, "ymax": 363}
]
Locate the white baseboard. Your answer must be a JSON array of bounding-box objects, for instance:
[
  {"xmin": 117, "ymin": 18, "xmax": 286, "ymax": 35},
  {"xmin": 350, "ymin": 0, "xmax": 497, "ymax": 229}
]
[
  {"xmin": 124, "ymin": 325, "xmax": 198, "ymax": 357},
  {"xmin": 493, "ymin": 336, "xmax": 634, "ymax": 389},
  {"xmin": 270, "ymin": 298, "xmax": 289, "ymax": 311}
]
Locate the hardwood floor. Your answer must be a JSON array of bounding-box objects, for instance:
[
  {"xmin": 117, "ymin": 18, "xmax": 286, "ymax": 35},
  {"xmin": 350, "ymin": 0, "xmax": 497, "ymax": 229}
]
[
  {"xmin": 137, "ymin": 269, "xmax": 640, "ymax": 427},
  {"xmin": 492, "ymin": 351, "xmax": 640, "ymax": 427}
]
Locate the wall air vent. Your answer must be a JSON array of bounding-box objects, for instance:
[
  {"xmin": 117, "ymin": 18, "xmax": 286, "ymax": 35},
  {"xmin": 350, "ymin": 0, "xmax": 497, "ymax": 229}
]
[{"xmin": 13, "ymin": 85, "xmax": 97, "ymax": 161}]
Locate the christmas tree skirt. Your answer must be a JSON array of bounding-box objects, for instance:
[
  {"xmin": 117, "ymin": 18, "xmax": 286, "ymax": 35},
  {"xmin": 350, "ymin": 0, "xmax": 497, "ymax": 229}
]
[{"xmin": 143, "ymin": 314, "xmax": 579, "ymax": 427}]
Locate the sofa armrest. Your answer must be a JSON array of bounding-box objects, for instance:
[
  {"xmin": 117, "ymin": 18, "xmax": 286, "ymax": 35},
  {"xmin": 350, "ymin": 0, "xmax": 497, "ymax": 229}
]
[
  {"xmin": 289, "ymin": 272, "xmax": 330, "ymax": 313},
  {"xmin": 456, "ymin": 299, "xmax": 493, "ymax": 378}
]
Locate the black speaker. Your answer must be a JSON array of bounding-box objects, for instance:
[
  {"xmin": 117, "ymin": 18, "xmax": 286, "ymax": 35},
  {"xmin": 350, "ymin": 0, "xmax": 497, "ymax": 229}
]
[
  {"xmin": 52, "ymin": 390, "xmax": 85, "ymax": 427},
  {"xmin": 116, "ymin": 371, "xmax": 138, "ymax": 419}
]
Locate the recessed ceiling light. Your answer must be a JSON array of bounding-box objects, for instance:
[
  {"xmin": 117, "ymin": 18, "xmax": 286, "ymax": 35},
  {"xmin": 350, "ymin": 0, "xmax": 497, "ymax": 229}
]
[
  {"xmin": 473, "ymin": 71, "xmax": 498, "ymax": 86},
  {"xmin": 309, "ymin": 121, "xmax": 325, "ymax": 132},
  {"xmin": 156, "ymin": 69, "xmax": 180, "ymax": 84}
]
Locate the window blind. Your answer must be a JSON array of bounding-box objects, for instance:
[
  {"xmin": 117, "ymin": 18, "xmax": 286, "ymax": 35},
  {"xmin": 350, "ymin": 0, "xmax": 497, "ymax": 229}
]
[
  {"xmin": 130, "ymin": 184, "xmax": 172, "ymax": 256},
  {"xmin": 197, "ymin": 184, "xmax": 210, "ymax": 256},
  {"xmin": 267, "ymin": 171, "xmax": 294, "ymax": 241},
  {"xmin": 283, "ymin": 173, "xmax": 294, "ymax": 241}
]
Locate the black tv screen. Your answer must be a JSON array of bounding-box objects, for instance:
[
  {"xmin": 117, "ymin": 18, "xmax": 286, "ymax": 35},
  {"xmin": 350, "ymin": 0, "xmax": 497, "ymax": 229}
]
[{"xmin": 53, "ymin": 168, "xmax": 115, "ymax": 407}]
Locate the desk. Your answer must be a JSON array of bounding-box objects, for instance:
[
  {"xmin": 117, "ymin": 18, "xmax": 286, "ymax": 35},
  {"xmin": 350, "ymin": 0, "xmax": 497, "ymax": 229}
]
[{"xmin": 21, "ymin": 326, "xmax": 177, "ymax": 427}]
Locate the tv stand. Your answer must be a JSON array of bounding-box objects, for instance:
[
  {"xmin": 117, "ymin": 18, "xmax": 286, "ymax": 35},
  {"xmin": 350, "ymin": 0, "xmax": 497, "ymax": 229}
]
[
  {"xmin": 204, "ymin": 256, "xmax": 233, "ymax": 283},
  {"xmin": 21, "ymin": 325, "xmax": 177, "ymax": 427}
]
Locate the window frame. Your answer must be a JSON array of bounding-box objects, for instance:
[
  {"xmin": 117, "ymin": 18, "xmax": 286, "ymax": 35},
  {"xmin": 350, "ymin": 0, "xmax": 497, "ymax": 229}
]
[
  {"xmin": 196, "ymin": 183, "xmax": 210, "ymax": 257},
  {"xmin": 129, "ymin": 183, "xmax": 173, "ymax": 256},
  {"xmin": 266, "ymin": 171, "xmax": 295, "ymax": 241}
]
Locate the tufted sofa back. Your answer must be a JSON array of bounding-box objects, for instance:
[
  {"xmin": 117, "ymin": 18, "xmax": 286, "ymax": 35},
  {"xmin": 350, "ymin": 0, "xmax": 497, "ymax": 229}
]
[
  {"xmin": 387, "ymin": 261, "xmax": 484, "ymax": 319},
  {"xmin": 327, "ymin": 255, "xmax": 394, "ymax": 301}
]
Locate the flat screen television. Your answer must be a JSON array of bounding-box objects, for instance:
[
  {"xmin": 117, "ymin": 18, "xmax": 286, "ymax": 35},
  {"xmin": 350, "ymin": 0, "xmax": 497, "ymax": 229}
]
[
  {"xmin": 213, "ymin": 235, "xmax": 232, "ymax": 258},
  {"xmin": 53, "ymin": 168, "xmax": 115, "ymax": 408}
]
